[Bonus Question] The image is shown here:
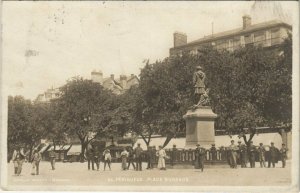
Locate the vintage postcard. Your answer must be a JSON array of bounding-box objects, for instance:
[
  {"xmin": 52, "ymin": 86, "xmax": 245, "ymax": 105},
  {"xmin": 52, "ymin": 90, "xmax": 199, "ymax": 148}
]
[{"xmin": 0, "ymin": 1, "xmax": 299, "ymax": 192}]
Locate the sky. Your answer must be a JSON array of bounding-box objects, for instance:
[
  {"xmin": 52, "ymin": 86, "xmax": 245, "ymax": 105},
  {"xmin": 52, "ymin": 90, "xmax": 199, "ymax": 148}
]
[{"xmin": 2, "ymin": 1, "xmax": 297, "ymax": 100}]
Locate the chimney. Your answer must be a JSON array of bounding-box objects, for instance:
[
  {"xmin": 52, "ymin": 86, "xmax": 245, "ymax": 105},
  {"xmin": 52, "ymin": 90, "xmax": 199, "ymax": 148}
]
[
  {"xmin": 110, "ymin": 74, "xmax": 114, "ymax": 80},
  {"xmin": 91, "ymin": 70, "xmax": 103, "ymax": 84},
  {"xmin": 173, "ymin": 32, "xmax": 187, "ymax": 48},
  {"xmin": 242, "ymin": 15, "xmax": 251, "ymax": 29}
]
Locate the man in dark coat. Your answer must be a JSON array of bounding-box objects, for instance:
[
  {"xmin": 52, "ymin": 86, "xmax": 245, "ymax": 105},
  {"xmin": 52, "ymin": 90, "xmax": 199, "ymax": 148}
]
[
  {"xmin": 170, "ymin": 145, "xmax": 178, "ymax": 166},
  {"xmin": 280, "ymin": 143, "xmax": 288, "ymax": 168},
  {"xmin": 210, "ymin": 144, "xmax": 217, "ymax": 161},
  {"xmin": 248, "ymin": 141, "xmax": 256, "ymax": 168},
  {"xmin": 268, "ymin": 142, "xmax": 279, "ymax": 168},
  {"xmin": 49, "ymin": 149, "xmax": 56, "ymax": 170},
  {"xmin": 94, "ymin": 146, "xmax": 100, "ymax": 171},
  {"xmin": 236, "ymin": 141, "xmax": 242, "ymax": 165},
  {"xmin": 134, "ymin": 143, "xmax": 143, "ymax": 171},
  {"xmin": 240, "ymin": 144, "xmax": 248, "ymax": 168},
  {"xmin": 127, "ymin": 147, "xmax": 136, "ymax": 170},
  {"xmin": 194, "ymin": 144, "xmax": 206, "ymax": 172},
  {"xmin": 86, "ymin": 145, "xmax": 95, "ymax": 170},
  {"xmin": 219, "ymin": 146, "xmax": 226, "ymax": 161},
  {"xmin": 146, "ymin": 146, "xmax": 155, "ymax": 169}
]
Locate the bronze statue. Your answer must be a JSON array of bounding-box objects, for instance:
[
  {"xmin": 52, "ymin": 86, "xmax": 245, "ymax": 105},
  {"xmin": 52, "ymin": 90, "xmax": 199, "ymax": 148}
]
[{"xmin": 193, "ymin": 66, "xmax": 209, "ymax": 107}]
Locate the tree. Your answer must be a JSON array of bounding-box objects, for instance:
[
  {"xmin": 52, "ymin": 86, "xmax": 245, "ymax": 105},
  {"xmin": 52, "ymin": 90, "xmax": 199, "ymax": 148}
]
[
  {"xmin": 197, "ymin": 39, "xmax": 292, "ymax": 144},
  {"xmin": 8, "ymin": 96, "xmax": 32, "ymax": 158},
  {"xmin": 132, "ymin": 36, "xmax": 292, "ymax": 147},
  {"xmin": 127, "ymin": 56, "xmax": 196, "ymax": 147},
  {"xmin": 8, "ymin": 96, "xmax": 51, "ymax": 160},
  {"xmin": 55, "ymin": 77, "xmax": 115, "ymax": 160}
]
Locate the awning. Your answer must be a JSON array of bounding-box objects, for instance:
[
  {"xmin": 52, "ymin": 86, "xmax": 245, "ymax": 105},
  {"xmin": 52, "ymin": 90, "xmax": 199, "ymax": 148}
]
[
  {"xmin": 67, "ymin": 145, "xmax": 81, "ymax": 156},
  {"xmin": 47, "ymin": 145, "xmax": 71, "ymax": 151},
  {"xmin": 39, "ymin": 144, "xmax": 51, "ymax": 153}
]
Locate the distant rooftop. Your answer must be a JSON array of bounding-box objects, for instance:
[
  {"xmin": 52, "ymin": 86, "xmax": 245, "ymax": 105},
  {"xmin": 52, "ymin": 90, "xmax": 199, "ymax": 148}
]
[{"xmin": 172, "ymin": 18, "xmax": 292, "ymax": 50}]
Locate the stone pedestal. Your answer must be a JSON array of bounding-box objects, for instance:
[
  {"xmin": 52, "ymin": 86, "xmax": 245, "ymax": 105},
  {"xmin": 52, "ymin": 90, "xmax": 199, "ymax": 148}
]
[{"xmin": 183, "ymin": 106, "xmax": 217, "ymax": 149}]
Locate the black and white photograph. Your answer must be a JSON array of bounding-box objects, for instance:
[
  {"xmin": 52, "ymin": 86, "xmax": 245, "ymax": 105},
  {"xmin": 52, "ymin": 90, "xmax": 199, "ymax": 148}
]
[{"xmin": 0, "ymin": 1, "xmax": 299, "ymax": 192}]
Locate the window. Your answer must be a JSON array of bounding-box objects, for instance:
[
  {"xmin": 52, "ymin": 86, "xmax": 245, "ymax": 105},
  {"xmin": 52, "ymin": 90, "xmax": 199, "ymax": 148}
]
[
  {"xmin": 265, "ymin": 30, "xmax": 272, "ymax": 46},
  {"xmin": 271, "ymin": 28, "xmax": 281, "ymax": 45},
  {"xmin": 216, "ymin": 39, "xmax": 227, "ymax": 50},
  {"xmin": 254, "ymin": 31, "xmax": 265, "ymax": 46},
  {"xmin": 233, "ymin": 36, "xmax": 240, "ymax": 49},
  {"xmin": 240, "ymin": 36, "xmax": 245, "ymax": 47},
  {"xmin": 228, "ymin": 39, "xmax": 233, "ymax": 51},
  {"xmin": 244, "ymin": 34, "xmax": 253, "ymax": 44}
]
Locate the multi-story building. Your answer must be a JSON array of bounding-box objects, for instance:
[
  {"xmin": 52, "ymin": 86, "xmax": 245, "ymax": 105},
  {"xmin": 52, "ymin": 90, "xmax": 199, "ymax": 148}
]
[
  {"xmin": 91, "ymin": 70, "xmax": 139, "ymax": 95},
  {"xmin": 35, "ymin": 87, "xmax": 60, "ymax": 103},
  {"xmin": 170, "ymin": 15, "xmax": 292, "ymax": 57}
]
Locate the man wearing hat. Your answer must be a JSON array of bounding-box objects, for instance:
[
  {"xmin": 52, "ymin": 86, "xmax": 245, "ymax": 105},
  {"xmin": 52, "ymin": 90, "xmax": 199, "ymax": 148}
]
[
  {"xmin": 210, "ymin": 144, "xmax": 217, "ymax": 161},
  {"xmin": 193, "ymin": 65, "xmax": 206, "ymax": 106},
  {"xmin": 86, "ymin": 144, "xmax": 95, "ymax": 170},
  {"xmin": 280, "ymin": 143, "xmax": 288, "ymax": 168},
  {"xmin": 258, "ymin": 143, "xmax": 266, "ymax": 168},
  {"xmin": 240, "ymin": 144, "xmax": 248, "ymax": 168},
  {"xmin": 49, "ymin": 148, "xmax": 56, "ymax": 170},
  {"xmin": 248, "ymin": 141, "xmax": 256, "ymax": 168},
  {"xmin": 268, "ymin": 142, "xmax": 279, "ymax": 168},
  {"xmin": 170, "ymin": 144, "xmax": 178, "ymax": 166},
  {"xmin": 134, "ymin": 143, "xmax": 143, "ymax": 171},
  {"xmin": 127, "ymin": 146, "xmax": 136, "ymax": 170},
  {"xmin": 236, "ymin": 141, "xmax": 242, "ymax": 165},
  {"xmin": 194, "ymin": 144, "xmax": 206, "ymax": 172}
]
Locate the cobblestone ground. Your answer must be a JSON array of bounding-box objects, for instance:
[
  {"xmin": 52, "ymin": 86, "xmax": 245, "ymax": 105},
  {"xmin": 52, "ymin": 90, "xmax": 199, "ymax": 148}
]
[{"xmin": 5, "ymin": 161, "xmax": 291, "ymax": 189}]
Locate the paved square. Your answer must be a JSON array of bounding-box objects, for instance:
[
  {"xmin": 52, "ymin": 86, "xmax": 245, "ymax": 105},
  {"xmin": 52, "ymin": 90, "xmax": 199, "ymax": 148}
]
[{"xmin": 6, "ymin": 160, "xmax": 291, "ymax": 189}]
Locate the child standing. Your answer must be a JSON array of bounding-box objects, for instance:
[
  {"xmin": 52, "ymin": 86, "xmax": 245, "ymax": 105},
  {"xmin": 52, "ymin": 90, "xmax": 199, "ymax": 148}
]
[{"xmin": 103, "ymin": 149, "xmax": 112, "ymax": 171}]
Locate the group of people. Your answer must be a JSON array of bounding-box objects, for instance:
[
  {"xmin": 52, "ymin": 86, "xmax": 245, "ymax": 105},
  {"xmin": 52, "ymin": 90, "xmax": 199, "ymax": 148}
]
[
  {"xmin": 85, "ymin": 143, "xmax": 169, "ymax": 172},
  {"xmin": 12, "ymin": 147, "xmax": 43, "ymax": 176},
  {"xmin": 228, "ymin": 140, "xmax": 288, "ymax": 169},
  {"xmin": 86, "ymin": 145, "xmax": 113, "ymax": 171},
  {"xmin": 11, "ymin": 140, "xmax": 289, "ymax": 176}
]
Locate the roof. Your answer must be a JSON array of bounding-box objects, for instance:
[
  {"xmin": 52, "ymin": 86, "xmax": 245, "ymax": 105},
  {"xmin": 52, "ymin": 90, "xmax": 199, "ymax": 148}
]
[
  {"xmin": 39, "ymin": 144, "xmax": 51, "ymax": 153},
  {"xmin": 172, "ymin": 20, "xmax": 292, "ymax": 50},
  {"xmin": 67, "ymin": 145, "xmax": 81, "ymax": 155},
  {"xmin": 48, "ymin": 145, "xmax": 71, "ymax": 151}
]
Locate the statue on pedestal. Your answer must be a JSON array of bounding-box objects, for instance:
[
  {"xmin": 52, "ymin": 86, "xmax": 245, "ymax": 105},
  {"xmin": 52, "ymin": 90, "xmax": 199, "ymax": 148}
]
[{"xmin": 193, "ymin": 66, "xmax": 210, "ymax": 108}]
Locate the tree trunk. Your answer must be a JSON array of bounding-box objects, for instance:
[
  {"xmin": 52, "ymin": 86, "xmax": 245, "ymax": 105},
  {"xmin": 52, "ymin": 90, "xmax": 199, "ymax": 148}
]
[
  {"xmin": 28, "ymin": 143, "xmax": 34, "ymax": 162},
  {"xmin": 80, "ymin": 139, "xmax": 87, "ymax": 162},
  {"xmin": 141, "ymin": 134, "xmax": 150, "ymax": 147},
  {"xmin": 162, "ymin": 135, "xmax": 173, "ymax": 148}
]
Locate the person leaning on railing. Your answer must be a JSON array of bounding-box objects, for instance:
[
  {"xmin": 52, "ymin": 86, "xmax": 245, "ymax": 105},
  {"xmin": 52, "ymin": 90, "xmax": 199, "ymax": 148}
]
[{"xmin": 194, "ymin": 144, "xmax": 206, "ymax": 172}]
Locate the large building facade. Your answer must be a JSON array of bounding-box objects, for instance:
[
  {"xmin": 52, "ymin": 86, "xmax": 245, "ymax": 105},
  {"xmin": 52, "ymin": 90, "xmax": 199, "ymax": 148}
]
[
  {"xmin": 35, "ymin": 87, "xmax": 60, "ymax": 103},
  {"xmin": 170, "ymin": 15, "xmax": 292, "ymax": 57}
]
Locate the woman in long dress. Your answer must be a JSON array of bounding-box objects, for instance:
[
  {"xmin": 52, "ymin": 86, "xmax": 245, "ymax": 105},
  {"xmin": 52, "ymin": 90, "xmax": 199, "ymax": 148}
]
[{"xmin": 156, "ymin": 146, "xmax": 167, "ymax": 170}]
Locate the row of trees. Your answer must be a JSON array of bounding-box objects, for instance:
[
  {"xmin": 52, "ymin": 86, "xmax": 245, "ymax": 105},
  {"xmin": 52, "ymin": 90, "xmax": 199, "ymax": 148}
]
[{"xmin": 8, "ymin": 35, "xmax": 292, "ymax": 160}]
